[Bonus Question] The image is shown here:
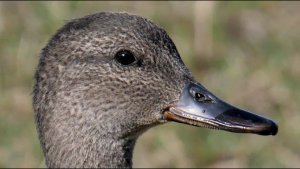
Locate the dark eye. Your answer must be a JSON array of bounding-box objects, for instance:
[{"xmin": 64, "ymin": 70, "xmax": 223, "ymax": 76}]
[{"xmin": 115, "ymin": 50, "xmax": 136, "ymax": 65}]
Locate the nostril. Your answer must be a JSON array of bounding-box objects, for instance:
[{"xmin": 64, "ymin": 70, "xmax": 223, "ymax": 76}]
[
  {"xmin": 195, "ymin": 92, "xmax": 214, "ymax": 103},
  {"xmin": 195, "ymin": 93, "xmax": 206, "ymax": 101},
  {"xmin": 189, "ymin": 86, "xmax": 214, "ymax": 103}
]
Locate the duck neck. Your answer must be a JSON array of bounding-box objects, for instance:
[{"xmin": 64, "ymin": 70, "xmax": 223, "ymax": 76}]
[
  {"xmin": 44, "ymin": 133, "xmax": 137, "ymax": 168},
  {"xmin": 91, "ymin": 137, "xmax": 136, "ymax": 168}
]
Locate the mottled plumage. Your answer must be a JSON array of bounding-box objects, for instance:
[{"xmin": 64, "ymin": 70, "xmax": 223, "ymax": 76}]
[
  {"xmin": 33, "ymin": 12, "xmax": 277, "ymax": 168},
  {"xmin": 33, "ymin": 12, "xmax": 192, "ymax": 168}
]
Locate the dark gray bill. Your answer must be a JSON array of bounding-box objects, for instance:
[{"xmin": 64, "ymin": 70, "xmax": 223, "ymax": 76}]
[{"xmin": 163, "ymin": 82, "xmax": 278, "ymax": 136}]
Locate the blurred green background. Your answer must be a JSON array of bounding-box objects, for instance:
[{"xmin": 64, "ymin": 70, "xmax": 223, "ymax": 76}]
[{"xmin": 0, "ymin": 1, "xmax": 299, "ymax": 168}]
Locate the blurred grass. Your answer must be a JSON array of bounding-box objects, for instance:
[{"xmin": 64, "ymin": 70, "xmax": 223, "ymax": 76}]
[{"xmin": 0, "ymin": 1, "xmax": 299, "ymax": 168}]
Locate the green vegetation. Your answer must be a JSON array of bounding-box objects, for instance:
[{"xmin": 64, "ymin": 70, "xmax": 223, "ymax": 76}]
[{"xmin": 0, "ymin": 1, "xmax": 299, "ymax": 167}]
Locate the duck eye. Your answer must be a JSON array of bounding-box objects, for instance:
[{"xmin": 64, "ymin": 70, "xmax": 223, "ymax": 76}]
[{"xmin": 115, "ymin": 50, "xmax": 136, "ymax": 66}]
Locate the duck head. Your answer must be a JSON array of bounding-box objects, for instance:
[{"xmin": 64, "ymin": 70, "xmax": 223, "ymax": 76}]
[{"xmin": 33, "ymin": 12, "xmax": 277, "ymax": 167}]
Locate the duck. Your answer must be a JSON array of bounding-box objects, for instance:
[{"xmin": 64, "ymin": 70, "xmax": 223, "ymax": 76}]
[{"xmin": 33, "ymin": 12, "xmax": 278, "ymax": 168}]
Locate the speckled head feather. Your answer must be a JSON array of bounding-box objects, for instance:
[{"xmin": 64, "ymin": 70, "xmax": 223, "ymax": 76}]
[
  {"xmin": 33, "ymin": 12, "xmax": 193, "ymax": 168},
  {"xmin": 33, "ymin": 11, "xmax": 278, "ymax": 168}
]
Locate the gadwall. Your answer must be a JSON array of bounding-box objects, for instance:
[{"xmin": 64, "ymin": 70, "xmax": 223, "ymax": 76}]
[{"xmin": 33, "ymin": 12, "xmax": 278, "ymax": 168}]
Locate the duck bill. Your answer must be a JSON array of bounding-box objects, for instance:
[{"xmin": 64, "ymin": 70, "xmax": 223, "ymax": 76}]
[{"xmin": 163, "ymin": 82, "xmax": 278, "ymax": 136}]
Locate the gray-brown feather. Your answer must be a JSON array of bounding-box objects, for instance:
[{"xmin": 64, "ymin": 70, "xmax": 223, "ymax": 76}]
[{"xmin": 33, "ymin": 12, "xmax": 193, "ymax": 168}]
